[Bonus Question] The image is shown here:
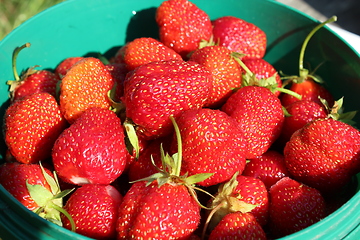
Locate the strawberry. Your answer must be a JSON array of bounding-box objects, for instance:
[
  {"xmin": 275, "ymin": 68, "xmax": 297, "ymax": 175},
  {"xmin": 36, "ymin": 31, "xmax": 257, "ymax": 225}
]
[
  {"xmin": 123, "ymin": 60, "xmax": 211, "ymax": 139},
  {"xmin": 54, "ymin": 56, "xmax": 84, "ymax": 78},
  {"xmin": 211, "ymin": 16, "xmax": 267, "ymax": 59},
  {"xmin": 116, "ymin": 117, "xmax": 211, "ymax": 239},
  {"xmin": 281, "ymin": 77, "xmax": 334, "ymax": 107},
  {"xmin": 242, "ymin": 150, "xmax": 290, "ymax": 189},
  {"xmin": 269, "ymin": 177, "xmax": 326, "ymax": 238},
  {"xmin": 7, "ymin": 43, "xmax": 59, "ymax": 101},
  {"xmin": 118, "ymin": 37, "xmax": 183, "ymax": 71},
  {"xmin": 4, "ymin": 92, "xmax": 68, "ymax": 164},
  {"xmin": 62, "ymin": 184, "xmax": 122, "ymax": 239},
  {"xmin": 284, "ymin": 117, "xmax": 360, "ymax": 194},
  {"xmin": 172, "ymin": 108, "xmax": 247, "ymax": 187},
  {"xmin": 221, "ymin": 86, "xmax": 284, "ymax": 159},
  {"xmin": 276, "ymin": 99, "xmax": 328, "ymax": 147},
  {"xmin": 189, "ymin": 45, "xmax": 242, "ymax": 108},
  {"xmin": 117, "ymin": 181, "xmax": 201, "ymax": 239},
  {"xmin": 0, "ymin": 162, "xmax": 73, "ymax": 226},
  {"xmin": 111, "ymin": 45, "xmax": 127, "ymax": 65},
  {"xmin": 208, "ymin": 212, "xmax": 267, "ymax": 240},
  {"xmin": 52, "ymin": 107, "xmax": 127, "ymax": 185},
  {"xmin": 156, "ymin": 0, "xmax": 212, "ymax": 58},
  {"xmin": 0, "ymin": 162, "xmax": 54, "ymax": 211},
  {"xmin": 280, "ymin": 17, "xmax": 337, "ymax": 108},
  {"xmin": 8, "ymin": 70, "xmax": 60, "ymax": 102},
  {"xmin": 59, "ymin": 57, "xmax": 114, "ymax": 123},
  {"xmin": 226, "ymin": 175, "xmax": 269, "ymax": 226},
  {"xmin": 206, "ymin": 173, "xmax": 269, "ymax": 232}
]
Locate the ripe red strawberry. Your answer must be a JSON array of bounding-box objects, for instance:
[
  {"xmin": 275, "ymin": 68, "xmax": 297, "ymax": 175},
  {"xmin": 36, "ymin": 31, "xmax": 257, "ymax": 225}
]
[
  {"xmin": 0, "ymin": 162, "xmax": 72, "ymax": 226},
  {"xmin": 0, "ymin": 162, "xmax": 54, "ymax": 211},
  {"xmin": 208, "ymin": 212, "xmax": 267, "ymax": 240},
  {"xmin": 276, "ymin": 99, "xmax": 328, "ymax": 146},
  {"xmin": 242, "ymin": 150, "xmax": 290, "ymax": 190},
  {"xmin": 7, "ymin": 43, "xmax": 59, "ymax": 101},
  {"xmin": 221, "ymin": 86, "xmax": 284, "ymax": 159},
  {"xmin": 211, "ymin": 16, "xmax": 267, "ymax": 59},
  {"xmin": 269, "ymin": 177, "xmax": 326, "ymax": 238},
  {"xmin": 111, "ymin": 45, "xmax": 127, "ymax": 65},
  {"xmin": 172, "ymin": 108, "xmax": 247, "ymax": 187},
  {"xmin": 284, "ymin": 117, "xmax": 360, "ymax": 194},
  {"xmin": 281, "ymin": 78, "xmax": 334, "ymax": 107},
  {"xmin": 4, "ymin": 92, "xmax": 68, "ymax": 164},
  {"xmin": 8, "ymin": 69, "xmax": 60, "ymax": 102},
  {"xmin": 62, "ymin": 184, "xmax": 122, "ymax": 239},
  {"xmin": 54, "ymin": 56, "xmax": 84, "ymax": 78},
  {"xmin": 156, "ymin": 0, "xmax": 212, "ymax": 58},
  {"xmin": 118, "ymin": 37, "xmax": 183, "ymax": 71},
  {"xmin": 189, "ymin": 45, "xmax": 242, "ymax": 108},
  {"xmin": 123, "ymin": 60, "xmax": 211, "ymax": 139},
  {"xmin": 207, "ymin": 173, "xmax": 269, "ymax": 230},
  {"xmin": 117, "ymin": 116, "xmax": 211, "ymax": 239},
  {"xmin": 59, "ymin": 57, "xmax": 114, "ymax": 123},
  {"xmin": 117, "ymin": 181, "xmax": 201, "ymax": 239},
  {"xmin": 52, "ymin": 107, "xmax": 127, "ymax": 185}
]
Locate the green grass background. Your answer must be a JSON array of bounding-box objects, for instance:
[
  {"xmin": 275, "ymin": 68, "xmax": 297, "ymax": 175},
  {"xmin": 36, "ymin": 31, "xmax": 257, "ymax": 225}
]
[{"xmin": 0, "ymin": 0, "xmax": 65, "ymax": 40}]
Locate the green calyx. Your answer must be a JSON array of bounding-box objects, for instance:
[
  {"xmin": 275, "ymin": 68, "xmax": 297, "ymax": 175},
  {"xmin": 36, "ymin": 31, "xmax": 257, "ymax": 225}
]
[
  {"xmin": 26, "ymin": 163, "xmax": 76, "ymax": 232},
  {"xmin": 201, "ymin": 172, "xmax": 257, "ymax": 238},
  {"xmin": 198, "ymin": 35, "xmax": 218, "ymax": 49},
  {"xmin": 231, "ymin": 52, "xmax": 302, "ymax": 100},
  {"xmin": 124, "ymin": 119, "xmax": 140, "ymax": 159},
  {"xmin": 321, "ymin": 97, "xmax": 357, "ymax": 125},
  {"xmin": 130, "ymin": 116, "xmax": 214, "ymax": 208},
  {"xmin": 108, "ymin": 83, "xmax": 126, "ymax": 115},
  {"xmin": 210, "ymin": 172, "xmax": 257, "ymax": 213}
]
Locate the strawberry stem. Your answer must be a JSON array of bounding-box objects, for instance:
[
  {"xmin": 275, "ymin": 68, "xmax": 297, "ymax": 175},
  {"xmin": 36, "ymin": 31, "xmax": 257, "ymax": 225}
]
[
  {"xmin": 170, "ymin": 116, "xmax": 182, "ymax": 176},
  {"xmin": 50, "ymin": 202, "xmax": 76, "ymax": 232},
  {"xmin": 299, "ymin": 16, "xmax": 337, "ymax": 74},
  {"xmin": 12, "ymin": 43, "xmax": 31, "ymax": 81},
  {"xmin": 274, "ymin": 87, "xmax": 302, "ymax": 100},
  {"xmin": 201, "ymin": 201, "xmax": 226, "ymax": 240},
  {"xmin": 232, "ymin": 52, "xmax": 252, "ymax": 76}
]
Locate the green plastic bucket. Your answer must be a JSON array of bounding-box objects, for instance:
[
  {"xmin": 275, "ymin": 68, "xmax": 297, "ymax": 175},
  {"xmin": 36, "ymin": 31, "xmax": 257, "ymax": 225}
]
[{"xmin": 0, "ymin": 0, "xmax": 359, "ymax": 239}]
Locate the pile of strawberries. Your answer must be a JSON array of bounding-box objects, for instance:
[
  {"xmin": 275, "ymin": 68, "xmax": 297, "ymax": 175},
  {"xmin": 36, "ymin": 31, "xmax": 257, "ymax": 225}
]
[{"xmin": 1, "ymin": 0, "xmax": 360, "ymax": 239}]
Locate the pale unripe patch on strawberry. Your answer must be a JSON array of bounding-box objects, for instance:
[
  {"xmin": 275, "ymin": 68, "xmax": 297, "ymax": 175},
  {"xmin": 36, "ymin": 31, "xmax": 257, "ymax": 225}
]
[{"xmin": 69, "ymin": 176, "xmax": 91, "ymax": 185}]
